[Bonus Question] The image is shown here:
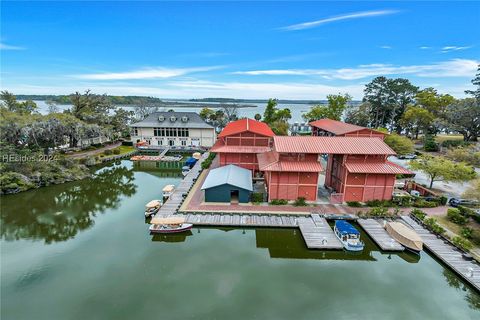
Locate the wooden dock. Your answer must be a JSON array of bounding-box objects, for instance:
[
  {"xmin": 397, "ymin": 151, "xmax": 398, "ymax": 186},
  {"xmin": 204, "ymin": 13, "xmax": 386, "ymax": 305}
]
[
  {"xmin": 298, "ymin": 214, "xmax": 342, "ymax": 249},
  {"xmin": 401, "ymin": 215, "xmax": 480, "ymax": 292},
  {"xmin": 357, "ymin": 219, "xmax": 404, "ymax": 251},
  {"xmin": 183, "ymin": 213, "xmax": 298, "ymax": 227}
]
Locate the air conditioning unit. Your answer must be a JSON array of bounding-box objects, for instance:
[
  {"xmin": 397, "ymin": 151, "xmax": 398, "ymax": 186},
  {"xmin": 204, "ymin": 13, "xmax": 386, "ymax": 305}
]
[
  {"xmin": 158, "ymin": 115, "xmax": 165, "ymax": 122},
  {"xmin": 181, "ymin": 116, "xmax": 189, "ymax": 122},
  {"xmin": 170, "ymin": 116, "xmax": 177, "ymax": 122}
]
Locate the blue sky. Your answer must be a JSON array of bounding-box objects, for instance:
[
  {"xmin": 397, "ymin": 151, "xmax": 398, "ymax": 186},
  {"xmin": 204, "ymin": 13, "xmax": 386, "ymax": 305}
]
[{"xmin": 1, "ymin": 1, "xmax": 479, "ymax": 99}]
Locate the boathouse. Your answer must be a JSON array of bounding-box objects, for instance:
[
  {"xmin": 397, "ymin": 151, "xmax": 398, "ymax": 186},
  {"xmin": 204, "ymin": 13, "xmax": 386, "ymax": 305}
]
[
  {"xmin": 201, "ymin": 165, "xmax": 253, "ymax": 203},
  {"xmin": 309, "ymin": 118, "xmax": 385, "ymax": 139},
  {"xmin": 210, "ymin": 118, "xmax": 275, "ymax": 173}
]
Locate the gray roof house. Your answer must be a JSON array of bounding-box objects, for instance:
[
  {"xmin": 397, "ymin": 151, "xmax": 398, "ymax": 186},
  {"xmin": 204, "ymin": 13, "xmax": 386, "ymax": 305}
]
[
  {"xmin": 129, "ymin": 111, "xmax": 216, "ymax": 148},
  {"xmin": 201, "ymin": 165, "xmax": 253, "ymax": 203}
]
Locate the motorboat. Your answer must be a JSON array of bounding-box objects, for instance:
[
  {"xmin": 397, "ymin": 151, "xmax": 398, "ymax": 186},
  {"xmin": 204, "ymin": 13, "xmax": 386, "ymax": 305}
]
[
  {"xmin": 149, "ymin": 216, "xmax": 193, "ymax": 234},
  {"xmin": 334, "ymin": 220, "xmax": 365, "ymax": 252},
  {"xmin": 192, "ymin": 152, "xmax": 202, "ymax": 160},
  {"xmin": 144, "ymin": 200, "xmax": 162, "ymax": 218},
  {"xmin": 385, "ymin": 221, "xmax": 423, "ymax": 253},
  {"xmin": 181, "ymin": 166, "xmax": 191, "ymax": 177},
  {"xmin": 162, "ymin": 184, "xmax": 175, "ymax": 199}
]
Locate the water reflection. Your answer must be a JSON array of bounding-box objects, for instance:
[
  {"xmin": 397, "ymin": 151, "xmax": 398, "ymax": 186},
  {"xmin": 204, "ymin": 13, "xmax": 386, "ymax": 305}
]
[
  {"xmin": 132, "ymin": 161, "xmax": 183, "ymax": 177},
  {"xmin": 151, "ymin": 231, "xmax": 193, "ymax": 243},
  {"xmin": 0, "ymin": 164, "xmax": 136, "ymax": 243},
  {"xmin": 443, "ymin": 268, "xmax": 480, "ymax": 310}
]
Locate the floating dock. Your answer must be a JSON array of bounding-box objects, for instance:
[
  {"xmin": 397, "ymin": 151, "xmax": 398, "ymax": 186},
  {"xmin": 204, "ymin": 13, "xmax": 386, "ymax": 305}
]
[
  {"xmin": 357, "ymin": 218, "xmax": 404, "ymax": 251},
  {"xmin": 401, "ymin": 215, "xmax": 480, "ymax": 292},
  {"xmin": 183, "ymin": 213, "xmax": 298, "ymax": 227},
  {"xmin": 298, "ymin": 215, "xmax": 342, "ymax": 249}
]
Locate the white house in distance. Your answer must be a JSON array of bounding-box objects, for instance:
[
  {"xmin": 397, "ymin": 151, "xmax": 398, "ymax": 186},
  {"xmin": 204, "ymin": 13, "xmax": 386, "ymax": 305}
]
[{"xmin": 130, "ymin": 111, "xmax": 216, "ymax": 147}]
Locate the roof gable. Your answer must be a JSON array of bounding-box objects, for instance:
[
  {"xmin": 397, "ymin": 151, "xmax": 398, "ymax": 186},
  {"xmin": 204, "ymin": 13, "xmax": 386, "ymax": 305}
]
[
  {"xmin": 218, "ymin": 118, "xmax": 275, "ymax": 137},
  {"xmin": 309, "ymin": 118, "xmax": 383, "ymax": 136},
  {"xmin": 130, "ymin": 111, "xmax": 214, "ymax": 129},
  {"xmin": 201, "ymin": 164, "xmax": 253, "ymax": 191}
]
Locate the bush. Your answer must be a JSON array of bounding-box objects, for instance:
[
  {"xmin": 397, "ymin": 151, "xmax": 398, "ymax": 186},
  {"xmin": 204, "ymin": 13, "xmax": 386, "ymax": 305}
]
[
  {"xmin": 346, "ymin": 201, "xmax": 362, "ymax": 207},
  {"xmin": 423, "ymin": 134, "xmax": 439, "ymax": 152},
  {"xmin": 270, "ymin": 199, "xmax": 288, "ymax": 205},
  {"xmin": 441, "ymin": 140, "xmax": 471, "ymax": 148},
  {"xmin": 411, "ymin": 208, "xmax": 427, "ymax": 221},
  {"xmin": 438, "ymin": 195, "xmax": 448, "ymax": 206},
  {"xmin": 365, "ymin": 207, "xmax": 389, "ymax": 217},
  {"xmin": 413, "ymin": 199, "xmax": 438, "ymax": 208},
  {"xmin": 423, "ymin": 217, "xmax": 446, "ymax": 235},
  {"xmin": 457, "ymin": 205, "xmax": 476, "ymax": 217},
  {"xmin": 452, "ymin": 236, "xmax": 473, "ymax": 251},
  {"xmin": 103, "ymin": 149, "xmax": 113, "ymax": 156},
  {"xmin": 384, "ymin": 133, "xmax": 414, "ymax": 155},
  {"xmin": 365, "ymin": 199, "xmax": 394, "ymax": 207},
  {"xmin": 294, "ymin": 197, "xmax": 307, "ymax": 206},
  {"xmin": 447, "ymin": 208, "xmax": 468, "ymax": 225},
  {"xmin": 392, "ymin": 195, "xmax": 413, "ymax": 207},
  {"xmin": 113, "ymin": 148, "xmax": 121, "ymax": 155},
  {"xmin": 251, "ymin": 192, "xmax": 264, "ymax": 203},
  {"xmin": 461, "ymin": 227, "xmax": 473, "ymax": 239},
  {"xmin": 445, "ymin": 146, "xmax": 480, "ymax": 167}
]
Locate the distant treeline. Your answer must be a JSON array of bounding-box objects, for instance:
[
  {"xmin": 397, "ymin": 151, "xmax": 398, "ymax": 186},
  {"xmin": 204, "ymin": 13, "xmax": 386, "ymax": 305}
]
[
  {"xmin": 15, "ymin": 95, "xmax": 164, "ymax": 105},
  {"xmin": 189, "ymin": 97, "xmax": 354, "ymax": 104}
]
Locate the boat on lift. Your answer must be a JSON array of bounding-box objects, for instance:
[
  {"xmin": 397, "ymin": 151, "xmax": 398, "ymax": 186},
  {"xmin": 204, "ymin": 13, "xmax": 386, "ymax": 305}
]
[
  {"xmin": 162, "ymin": 184, "xmax": 175, "ymax": 199},
  {"xmin": 149, "ymin": 216, "xmax": 193, "ymax": 234},
  {"xmin": 334, "ymin": 220, "xmax": 365, "ymax": 252},
  {"xmin": 144, "ymin": 200, "xmax": 162, "ymax": 218},
  {"xmin": 385, "ymin": 221, "xmax": 423, "ymax": 253}
]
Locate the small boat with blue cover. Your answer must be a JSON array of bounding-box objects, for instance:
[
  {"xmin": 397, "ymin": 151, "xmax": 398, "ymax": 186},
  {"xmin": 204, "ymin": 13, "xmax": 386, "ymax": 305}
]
[{"xmin": 334, "ymin": 220, "xmax": 365, "ymax": 252}]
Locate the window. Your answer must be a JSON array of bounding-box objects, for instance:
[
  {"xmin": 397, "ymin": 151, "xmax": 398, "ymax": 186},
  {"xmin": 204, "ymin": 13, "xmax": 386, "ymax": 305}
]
[
  {"xmin": 181, "ymin": 140, "xmax": 187, "ymax": 146},
  {"xmin": 132, "ymin": 127, "xmax": 138, "ymax": 136},
  {"xmin": 169, "ymin": 139, "xmax": 175, "ymax": 146},
  {"xmin": 154, "ymin": 128, "xmax": 162, "ymax": 136},
  {"xmin": 177, "ymin": 128, "xmax": 189, "ymax": 137}
]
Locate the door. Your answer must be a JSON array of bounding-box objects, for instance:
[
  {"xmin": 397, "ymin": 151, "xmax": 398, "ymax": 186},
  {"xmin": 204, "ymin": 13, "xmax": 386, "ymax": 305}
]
[
  {"xmin": 230, "ymin": 190, "xmax": 239, "ymax": 204},
  {"xmin": 191, "ymin": 139, "xmax": 200, "ymax": 147}
]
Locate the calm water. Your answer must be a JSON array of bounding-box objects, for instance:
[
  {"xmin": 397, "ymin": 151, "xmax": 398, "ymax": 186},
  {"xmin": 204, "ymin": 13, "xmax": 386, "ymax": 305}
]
[{"xmin": 1, "ymin": 160, "xmax": 479, "ymax": 320}]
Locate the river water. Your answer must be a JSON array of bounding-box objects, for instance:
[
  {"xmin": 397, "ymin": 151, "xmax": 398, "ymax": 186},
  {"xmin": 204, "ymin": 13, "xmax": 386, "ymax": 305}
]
[{"xmin": 1, "ymin": 161, "xmax": 479, "ymax": 320}]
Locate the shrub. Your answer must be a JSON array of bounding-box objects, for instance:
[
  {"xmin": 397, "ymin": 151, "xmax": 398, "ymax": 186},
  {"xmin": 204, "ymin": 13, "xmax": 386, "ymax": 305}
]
[
  {"xmin": 113, "ymin": 148, "xmax": 121, "ymax": 155},
  {"xmin": 366, "ymin": 207, "xmax": 389, "ymax": 217},
  {"xmin": 423, "ymin": 134, "xmax": 439, "ymax": 152},
  {"xmin": 251, "ymin": 192, "xmax": 264, "ymax": 203},
  {"xmin": 346, "ymin": 201, "xmax": 362, "ymax": 207},
  {"xmin": 452, "ymin": 236, "xmax": 473, "ymax": 251},
  {"xmin": 392, "ymin": 195, "xmax": 413, "ymax": 207},
  {"xmin": 270, "ymin": 199, "xmax": 288, "ymax": 205},
  {"xmin": 384, "ymin": 133, "xmax": 414, "ymax": 155},
  {"xmin": 438, "ymin": 195, "xmax": 448, "ymax": 206},
  {"xmin": 294, "ymin": 197, "xmax": 307, "ymax": 206},
  {"xmin": 445, "ymin": 146, "xmax": 480, "ymax": 167},
  {"xmin": 457, "ymin": 205, "xmax": 476, "ymax": 217},
  {"xmin": 365, "ymin": 199, "xmax": 394, "ymax": 207},
  {"xmin": 413, "ymin": 199, "xmax": 438, "ymax": 208},
  {"xmin": 201, "ymin": 158, "xmax": 212, "ymax": 169},
  {"xmin": 441, "ymin": 140, "xmax": 471, "ymax": 148},
  {"xmin": 411, "ymin": 208, "xmax": 427, "ymax": 221},
  {"xmin": 461, "ymin": 227, "xmax": 473, "ymax": 239},
  {"xmin": 423, "ymin": 217, "xmax": 446, "ymax": 235},
  {"xmin": 103, "ymin": 149, "xmax": 113, "ymax": 156},
  {"xmin": 447, "ymin": 208, "xmax": 468, "ymax": 225}
]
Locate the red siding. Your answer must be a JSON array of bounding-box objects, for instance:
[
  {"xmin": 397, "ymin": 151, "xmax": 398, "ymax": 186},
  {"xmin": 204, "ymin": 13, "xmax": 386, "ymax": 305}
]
[{"xmin": 266, "ymin": 171, "xmax": 318, "ymax": 201}]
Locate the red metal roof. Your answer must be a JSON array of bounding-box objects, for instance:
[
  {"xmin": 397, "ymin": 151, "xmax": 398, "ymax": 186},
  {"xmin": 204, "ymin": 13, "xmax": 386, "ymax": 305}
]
[
  {"xmin": 218, "ymin": 118, "xmax": 275, "ymax": 137},
  {"xmin": 345, "ymin": 161, "xmax": 413, "ymax": 175},
  {"xmin": 257, "ymin": 151, "xmax": 323, "ymax": 172},
  {"xmin": 273, "ymin": 136, "xmax": 396, "ymax": 155},
  {"xmin": 210, "ymin": 139, "xmax": 271, "ymax": 153},
  {"xmin": 309, "ymin": 118, "xmax": 384, "ymax": 136}
]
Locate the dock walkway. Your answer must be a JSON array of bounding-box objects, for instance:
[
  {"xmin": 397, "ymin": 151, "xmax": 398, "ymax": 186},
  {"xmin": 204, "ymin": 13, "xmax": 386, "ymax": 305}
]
[
  {"xmin": 298, "ymin": 214, "xmax": 342, "ymax": 249},
  {"xmin": 357, "ymin": 219, "xmax": 404, "ymax": 251},
  {"xmin": 183, "ymin": 213, "xmax": 298, "ymax": 227},
  {"xmin": 401, "ymin": 215, "xmax": 480, "ymax": 292}
]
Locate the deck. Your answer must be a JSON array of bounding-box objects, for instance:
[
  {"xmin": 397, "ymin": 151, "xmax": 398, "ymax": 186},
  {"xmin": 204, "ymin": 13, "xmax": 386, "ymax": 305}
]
[
  {"xmin": 298, "ymin": 214, "xmax": 343, "ymax": 249},
  {"xmin": 357, "ymin": 219, "xmax": 404, "ymax": 251},
  {"xmin": 400, "ymin": 215, "xmax": 480, "ymax": 292},
  {"xmin": 183, "ymin": 213, "xmax": 298, "ymax": 227}
]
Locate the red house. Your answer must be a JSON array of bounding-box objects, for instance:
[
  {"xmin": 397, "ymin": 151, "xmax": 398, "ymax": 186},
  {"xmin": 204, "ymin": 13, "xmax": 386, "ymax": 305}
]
[
  {"xmin": 210, "ymin": 118, "xmax": 275, "ymax": 172},
  {"xmin": 309, "ymin": 118, "xmax": 385, "ymax": 139}
]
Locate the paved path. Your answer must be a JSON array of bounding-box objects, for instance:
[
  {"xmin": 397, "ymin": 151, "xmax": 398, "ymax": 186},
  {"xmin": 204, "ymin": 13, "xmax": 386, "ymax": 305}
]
[{"xmin": 67, "ymin": 142, "xmax": 122, "ymax": 159}]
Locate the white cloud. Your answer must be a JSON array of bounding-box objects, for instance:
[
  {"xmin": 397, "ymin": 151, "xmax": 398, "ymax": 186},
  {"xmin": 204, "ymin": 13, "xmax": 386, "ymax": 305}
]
[
  {"xmin": 419, "ymin": 46, "xmax": 431, "ymax": 50},
  {"xmin": 233, "ymin": 59, "xmax": 479, "ymax": 80},
  {"xmin": 281, "ymin": 10, "xmax": 399, "ymax": 31},
  {"xmin": 73, "ymin": 66, "xmax": 222, "ymax": 80},
  {"xmin": 441, "ymin": 46, "xmax": 471, "ymax": 53},
  {"xmin": 0, "ymin": 42, "xmax": 25, "ymax": 50},
  {"xmin": 380, "ymin": 45, "xmax": 392, "ymax": 49}
]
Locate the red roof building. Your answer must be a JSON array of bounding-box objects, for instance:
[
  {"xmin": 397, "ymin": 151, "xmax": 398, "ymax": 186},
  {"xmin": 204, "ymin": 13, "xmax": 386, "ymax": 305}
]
[
  {"xmin": 209, "ymin": 118, "xmax": 413, "ymax": 204},
  {"xmin": 309, "ymin": 118, "xmax": 385, "ymax": 139},
  {"xmin": 211, "ymin": 119, "xmax": 275, "ymax": 172}
]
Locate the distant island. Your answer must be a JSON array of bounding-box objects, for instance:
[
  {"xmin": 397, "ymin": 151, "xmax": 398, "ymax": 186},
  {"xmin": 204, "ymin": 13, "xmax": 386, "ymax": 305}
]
[
  {"xmin": 15, "ymin": 94, "xmax": 164, "ymax": 105},
  {"xmin": 189, "ymin": 97, "xmax": 330, "ymax": 104}
]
